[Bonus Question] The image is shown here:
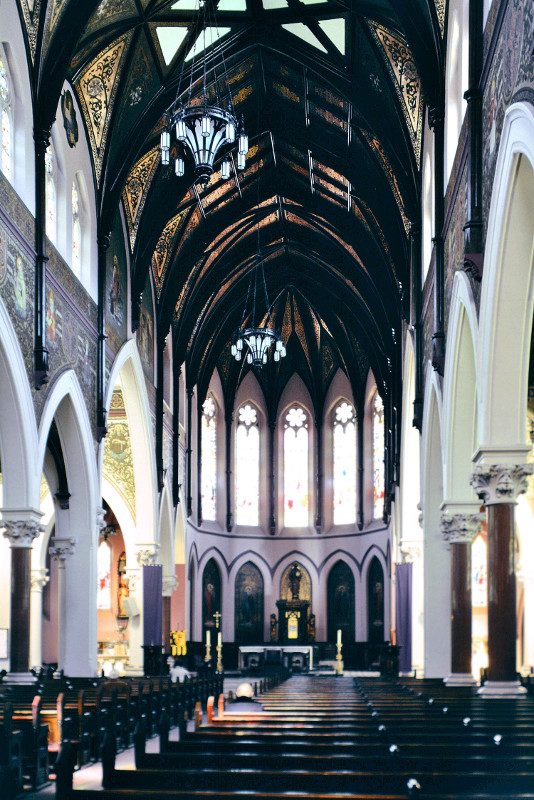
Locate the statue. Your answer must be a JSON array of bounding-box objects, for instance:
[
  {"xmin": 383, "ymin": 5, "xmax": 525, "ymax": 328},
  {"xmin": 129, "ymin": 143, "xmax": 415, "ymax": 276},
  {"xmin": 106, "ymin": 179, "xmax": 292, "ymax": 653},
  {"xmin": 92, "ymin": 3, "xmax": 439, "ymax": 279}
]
[
  {"xmin": 308, "ymin": 613, "xmax": 316, "ymax": 642},
  {"xmin": 289, "ymin": 563, "xmax": 302, "ymax": 600},
  {"xmin": 270, "ymin": 614, "xmax": 278, "ymax": 642}
]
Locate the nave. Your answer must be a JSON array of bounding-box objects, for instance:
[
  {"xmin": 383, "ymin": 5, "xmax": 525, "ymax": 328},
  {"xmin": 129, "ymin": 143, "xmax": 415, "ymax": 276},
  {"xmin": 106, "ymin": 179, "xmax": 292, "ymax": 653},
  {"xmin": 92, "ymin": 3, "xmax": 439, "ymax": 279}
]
[{"xmin": 46, "ymin": 675, "xmax": 534, "ymax": 800}]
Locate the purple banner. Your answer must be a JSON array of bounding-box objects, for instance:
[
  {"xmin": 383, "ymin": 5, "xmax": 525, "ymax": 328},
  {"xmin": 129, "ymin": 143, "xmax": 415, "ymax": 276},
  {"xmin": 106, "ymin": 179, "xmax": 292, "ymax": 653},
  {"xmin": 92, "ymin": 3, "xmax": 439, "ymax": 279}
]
[
  {"xmin": 143, "ymin": 565, "xmax": 163, "ymax": 646},
  {"xmin": 395, "ymin": 562, "xmax": 412, "ymax": 673}
]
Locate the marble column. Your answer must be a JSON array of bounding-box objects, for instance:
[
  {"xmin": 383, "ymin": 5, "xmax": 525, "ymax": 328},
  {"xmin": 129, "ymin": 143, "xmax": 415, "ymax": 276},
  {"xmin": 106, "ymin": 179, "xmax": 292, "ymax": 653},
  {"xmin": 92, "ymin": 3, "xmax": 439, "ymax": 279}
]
[
  {"xmin": 162, "ymin": 575, "xmax": 178, "ymax": 655},
  {"xmin": 470, "ymin": 463, "xmax": 534, "ymax": 696},
  {"xmin": 440, "ymin": 510, "xmax": 483, "ymax": 685},
  {"xmin": 48, "ymin": 537, "xmax": 77, "ymax": 673},
  {"xmin": 2, "ymin": 519, "xmax": 43, "ymax": 678},
  {"xmin": 30, "ymin": 568, "xmax": 49, "ymax": 669}
]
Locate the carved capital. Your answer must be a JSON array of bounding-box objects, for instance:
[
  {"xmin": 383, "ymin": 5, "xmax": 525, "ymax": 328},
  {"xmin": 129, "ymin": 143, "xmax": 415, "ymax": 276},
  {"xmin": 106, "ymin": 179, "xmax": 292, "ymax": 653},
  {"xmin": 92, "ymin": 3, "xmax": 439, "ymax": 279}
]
[
  {"xmin": 2, "ymin": 519, "xmax": 44, "ymax": 548},
  {"xmin": 49, "ymin": 537, "xmax": 77, "ymax": 562},
  {"xmin": 440, "ymin": 512, "xmax": 483, "ymax": 544},
  {"xmin": 31, "ymin": 568, "xmax": 49, "ymax": 591},
  {"xmin": 400, "ymin": 543, "xmax": 421, "ymax": 563},
  {"xmin": 136, "ymin": 545, "xmax": 159, "ymax": 567},
  {"xmin": 96, "ymin": 507, "xmax": 107, "ymax": 532},
  {"xmin": 470, "ymin": 463, "xmax": 534, "ymax": 505},
  {"xmin": 162, "ymin": 576, "xmax": 178, "ymax": 596}
]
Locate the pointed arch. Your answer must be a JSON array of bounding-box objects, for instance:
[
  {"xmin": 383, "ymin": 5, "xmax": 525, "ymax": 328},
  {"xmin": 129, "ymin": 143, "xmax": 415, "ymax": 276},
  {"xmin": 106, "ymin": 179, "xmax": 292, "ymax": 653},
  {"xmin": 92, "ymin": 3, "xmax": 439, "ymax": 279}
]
[
  {"xmin": 327, "ymin": 559, "xmax": 355, "ymax": 643},
  {"xmin": 478, "ymin": 102, "xmax": 534, "ymax": 449}
]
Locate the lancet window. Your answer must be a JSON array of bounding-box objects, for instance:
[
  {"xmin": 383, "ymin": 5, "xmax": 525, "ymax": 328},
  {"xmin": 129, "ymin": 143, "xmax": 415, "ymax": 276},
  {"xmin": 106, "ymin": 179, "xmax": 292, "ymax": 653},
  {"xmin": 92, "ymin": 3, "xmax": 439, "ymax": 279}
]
[
  {"xmin": 333, "ymin": 401, "xmax": 356, "ymax": 524},
  {"xmin": 373, "ymin": 393, "xmax": 385, "ymax": 519},
  {"xmin": 284, "ymin": 406, "xmax": 309, "ymax": 527},
  {"xmin": 235, "ymin": 403, "xmax": 259, "ymax": 526},
  {"xmin": 0, "ymin": 51, "xmax": 11, "ymax": 181},
  {"xmin": 201, "ymin": 395, "xmax": 217, "ymax": 521},
  {"xmin": 72, "ymin": 180, "xmax": 81, "ymax": 277}
]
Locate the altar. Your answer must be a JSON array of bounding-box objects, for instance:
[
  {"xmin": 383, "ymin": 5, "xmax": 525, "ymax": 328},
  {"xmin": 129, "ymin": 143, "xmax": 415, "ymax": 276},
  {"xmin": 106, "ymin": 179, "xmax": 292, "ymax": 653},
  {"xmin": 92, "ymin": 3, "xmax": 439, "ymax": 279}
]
[{"xmin": 239, "ymin": 645, "xmax": 315, "ymax": 672}]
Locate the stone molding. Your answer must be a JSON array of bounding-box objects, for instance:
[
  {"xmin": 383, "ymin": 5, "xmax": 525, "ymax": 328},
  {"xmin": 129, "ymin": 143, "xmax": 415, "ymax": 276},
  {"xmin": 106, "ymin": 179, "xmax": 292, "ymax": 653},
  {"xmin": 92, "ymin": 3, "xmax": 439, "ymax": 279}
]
[
  {"xmin": 470, "ymin": 463, "xmax": 534, "ymax": 505},
  {"xmin": 440, "ymin": 512, "xmax": 484, "ymax": 544},
  {"xmin": 30, "ymin": 568, "xmax": 49, "ymax": 591},
  {"xmin": 49, "ymin": 537, "xmax": 77, "ymax": 562},
  {"xmin": 2, "ymin": 519, "xmax": 44, "ymax": 548},
  {"xmin": 162, "ymin": 576, "xmax": 178, "ymax": 596},
  {"xmin": 136, "ymin": 546, "xmax": 159, "ymax": 567}
]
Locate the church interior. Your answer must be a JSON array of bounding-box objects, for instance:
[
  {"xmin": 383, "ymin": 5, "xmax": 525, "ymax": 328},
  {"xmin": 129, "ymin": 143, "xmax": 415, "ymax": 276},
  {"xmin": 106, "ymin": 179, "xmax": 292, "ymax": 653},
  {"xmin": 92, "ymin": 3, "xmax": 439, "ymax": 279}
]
[{"xmin": 1, "ymin": 0, "xmax": 534, "ymax": 796}]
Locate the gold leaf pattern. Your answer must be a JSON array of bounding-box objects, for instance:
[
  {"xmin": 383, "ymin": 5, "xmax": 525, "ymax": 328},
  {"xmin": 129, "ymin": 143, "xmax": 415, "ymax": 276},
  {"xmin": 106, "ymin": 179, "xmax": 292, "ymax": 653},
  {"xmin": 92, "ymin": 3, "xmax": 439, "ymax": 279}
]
[
  {"xmin": 103, "ymin": 387, "xmax": 136, "ymax": 522},
  {"xmin": 360, "ymin": 129, "xmax": 410, "ymax": 233},
  {"xmin": 152, "ymin": 209, "xmax": 189, "ymax": 298},
  {"xmin": 74, "ymin": 33, "xmax": 132, "ymax": 184},
  {"xmin": 18, "ymin": 0, "xmax": 41, "ymax": 62},
  {"xmin": 44, "ymin": 0, "xmax": 68, "ymax": 55},
  {"xmin": 368, "ymin": 21, "xmax": 423, "ymax": 166},
  {"xmin": 434, "ymin": 0, "xmax": 445, "ymax": 37},
  {"xmin": 122, "ymin": 147, "xmax": 160, "ymax": 251}
]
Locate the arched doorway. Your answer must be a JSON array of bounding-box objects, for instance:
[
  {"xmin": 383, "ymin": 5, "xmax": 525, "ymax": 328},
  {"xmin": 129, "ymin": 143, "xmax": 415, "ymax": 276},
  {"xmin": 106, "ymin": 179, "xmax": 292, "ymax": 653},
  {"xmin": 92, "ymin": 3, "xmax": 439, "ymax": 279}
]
[{"xmin": 327, "ymin": 560, "xmax": 355, "ymax": 643}]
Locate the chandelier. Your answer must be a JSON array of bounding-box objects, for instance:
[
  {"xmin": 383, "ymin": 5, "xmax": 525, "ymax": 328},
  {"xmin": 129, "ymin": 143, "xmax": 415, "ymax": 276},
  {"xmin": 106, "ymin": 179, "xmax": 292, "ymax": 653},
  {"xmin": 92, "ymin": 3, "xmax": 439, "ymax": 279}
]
[
  {"xmin": 159, "ymin": 0, "xmax": 248, "ymax": 186},
  {"xmin": 231, "ymin": 248, "xmax": 286, "ymax": 368}
]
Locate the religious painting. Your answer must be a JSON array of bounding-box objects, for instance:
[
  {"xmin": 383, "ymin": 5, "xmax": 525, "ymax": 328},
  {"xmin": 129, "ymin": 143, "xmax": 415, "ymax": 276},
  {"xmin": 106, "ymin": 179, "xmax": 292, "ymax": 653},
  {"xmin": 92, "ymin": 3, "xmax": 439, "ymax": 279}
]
[
  {"xmin": 45, "ymin": 287, "xmax": 58, "ymax": 348},
  {"xmin": 61, "ymin": 90, "xmax": 78, "ymax": 148},
  {"xmin": 106, "ymin": 211, "xmax": 127, "ymax": 352},
  {"xmin": 14, "ymin": 255, "xmax": 27, "ymax": 319},
  {"xmin": 202, "ymin": 558, "xmax": 221, "ymax": 634},
  {"xmin": 137, "ymin": 274, "xmax": 154, "ymax": 381},
  {"xmin": 235, "ymin": 561, "xmax": 264, "ymax": 644},
  {"xmin": 280, "ymin": 562, "xmax": 311, "ymax": 603},
  {"xmin": 327, "ymin": 560, "xmax": 355, "ymax": 643},
  {"xmin": 367, "ymin": 556, "xmax": 384, "ymax": 644},
  {"xmin": 117, "ymin": 550, "xmax": 128, "ymax": 619}
]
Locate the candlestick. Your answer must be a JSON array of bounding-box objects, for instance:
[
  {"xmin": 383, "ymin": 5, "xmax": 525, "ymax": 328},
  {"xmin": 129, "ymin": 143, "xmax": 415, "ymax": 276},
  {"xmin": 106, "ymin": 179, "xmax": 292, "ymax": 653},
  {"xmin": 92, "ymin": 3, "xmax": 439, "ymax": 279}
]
[
  {"xmin": 218, "ymin": 632, "xmax": 222, "ymax": 647},
  {"xmin": 337, "ymin": 628, "xmax": 341, "ymax": 645},
  {"xmin": 206, "ymin": 630, "xmax": 211, "ymax": 646}
]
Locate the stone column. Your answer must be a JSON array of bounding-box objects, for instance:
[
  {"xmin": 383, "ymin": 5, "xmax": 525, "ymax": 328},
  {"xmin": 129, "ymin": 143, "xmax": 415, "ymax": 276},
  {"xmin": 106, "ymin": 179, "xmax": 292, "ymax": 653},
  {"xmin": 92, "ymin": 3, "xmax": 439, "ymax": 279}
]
[
  {"xmin": 440, "ymin": 509, "xmax": 483, "ymax": 685},
  {"xmin": 2, "ymin": 519, "xmax": 43, "ymax": 678},
  {"xmin": 162, "ymin": 575, "xmax": 178, "ymax": 655},
  {"xmin": 48, "ymin": 537, "xmax": 77, "ymax": 672},
  {"xmin": 30, "ymin": 568, "xmax": 49, "ymax": 669},
  {"xmin": 470, "ymin": 463, "xmax": 534, "ymax": 696},
  {"xmin": 123, "ymin": 569, "xmax": 142, "ymax": 673}
]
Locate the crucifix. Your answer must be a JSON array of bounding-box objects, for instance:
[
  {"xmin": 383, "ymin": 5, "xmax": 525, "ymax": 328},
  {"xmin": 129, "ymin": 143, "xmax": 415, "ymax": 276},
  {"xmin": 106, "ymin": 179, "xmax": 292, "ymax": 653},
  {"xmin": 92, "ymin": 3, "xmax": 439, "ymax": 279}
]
[{"xmin": 213, "ymin": 611, "xmax": 222, "ymax": 629}]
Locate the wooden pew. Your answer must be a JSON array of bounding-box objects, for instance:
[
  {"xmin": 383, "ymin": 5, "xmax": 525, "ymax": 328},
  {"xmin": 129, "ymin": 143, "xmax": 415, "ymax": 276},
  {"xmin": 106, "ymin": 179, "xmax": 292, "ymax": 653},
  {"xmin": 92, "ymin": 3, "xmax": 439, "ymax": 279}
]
[{"xmin": 0, "ymin": 701, "xmax": 23, "ymax": 799}]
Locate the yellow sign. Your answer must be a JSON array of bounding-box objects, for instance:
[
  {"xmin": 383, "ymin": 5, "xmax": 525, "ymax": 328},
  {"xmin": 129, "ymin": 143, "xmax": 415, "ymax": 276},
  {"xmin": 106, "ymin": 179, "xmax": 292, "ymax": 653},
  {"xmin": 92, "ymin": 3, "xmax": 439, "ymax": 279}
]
[{"xmin": 170, "ymin": 630, "xmax": 187, "ymax": 656}]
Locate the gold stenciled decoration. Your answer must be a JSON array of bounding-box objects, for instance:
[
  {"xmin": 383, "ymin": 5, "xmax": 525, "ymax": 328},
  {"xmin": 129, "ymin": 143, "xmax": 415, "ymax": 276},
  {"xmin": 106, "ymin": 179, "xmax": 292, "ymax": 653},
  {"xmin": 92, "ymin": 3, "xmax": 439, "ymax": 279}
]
[
  {"xmin": 103, "ymin": 387, "xmax": 136, "ymax": 522},
  {"xmin": 152, "ymin": 209, "xmax": 189, "ymax": 299},
  {"xmin": 280, "ymin": 562, "xmax": 311, "ymax": 603},
  {"xmin": 368, "ymin": 21, "xmax": 423, "ymax": 166},
  {"xmin": 122, "ymin": 147, "xmax": 160, "ymax": 251},
  {"xmin": 75, "ymin": 33, "xmax": 132, "ymax": 185},
  {"xmin": 434, "ymin": 0, "xmax": 445, "ymax": 37},
  {"xmin": 360, "ymin": 130, "xmax": 410, "ymax": 233},
  {"xmin": 43, "ymin": 0, "xmax": 68, "ymax": 54},
  {"xmin": 18, "ymin": 0, "xmax": 41, "ymax": 62}
]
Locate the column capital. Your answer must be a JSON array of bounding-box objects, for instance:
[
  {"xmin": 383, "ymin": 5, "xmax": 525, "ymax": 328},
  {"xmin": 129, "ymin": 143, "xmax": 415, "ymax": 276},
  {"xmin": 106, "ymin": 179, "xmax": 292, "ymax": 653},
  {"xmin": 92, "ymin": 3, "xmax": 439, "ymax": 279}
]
[
  {"xmin": 470, "ymin": 463, "xmax": 534, "ymax": 505},
  {"xmin": 49, "ymin": 537, "xmax": 77, "ymax": 562},
  {"xmin": 96, "ymin": 507, "xmax": 107, "ymax": 532},
  {"xmin": 31, "ymin": 568, "xmax": 49, "ymax": 591},
  {"xmin": 2, "ymin": 519, "xmax": 44, "ymax": 548},
  {"xmin": 440, "ymin": 512, "xmax": 484, "ymax": 544},
  {"xmin": 136, "ymin": 544, "xmax": 159, "ymax": 567},
  {"xmin": 162, "ymin": 575, "xmax": 178, "ymax": 596},
  {"xmin": 400, "ymin": 543, "xmax": 421, "ymax": 563}
]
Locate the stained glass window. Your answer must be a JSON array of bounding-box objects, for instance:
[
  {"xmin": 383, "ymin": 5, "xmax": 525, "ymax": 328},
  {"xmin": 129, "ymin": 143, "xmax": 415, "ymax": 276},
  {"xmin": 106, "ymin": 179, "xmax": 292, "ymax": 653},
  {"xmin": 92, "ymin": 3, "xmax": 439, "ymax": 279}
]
[
  {"xmin": 284, "ymin": 406, "xmax": 309, "ymax": 527},
  {"xmin": 0, "ymin": 53, "xmax": 12, "ymax": 181},
  {"xmin": 72, "ymin": 181, "xmax": 81, "ymax": 277},
  {"xmin": 472, "ymin": 534, "xmax": 487, "ymax": 607},
  {"xmin": 333, "ymin": 401, "xmax": 356, "ymax": 524},
  {"xmin": 201, "ymin": 395, "xmax": 217, "ymax": 521},
  {"xmin": 45, "ymin": 146, "xmax": 56, "ymax": 244},
  {"xmin": 97, "ymin": 540, "xmax": 111, "ymax": 610},
  {"xmin": 373, "ymin": 393, "xmax": 384, "ymax": 519},
  {"xmin": 235, "ymin": 404, "xmax": 259, "ymax": 526}
]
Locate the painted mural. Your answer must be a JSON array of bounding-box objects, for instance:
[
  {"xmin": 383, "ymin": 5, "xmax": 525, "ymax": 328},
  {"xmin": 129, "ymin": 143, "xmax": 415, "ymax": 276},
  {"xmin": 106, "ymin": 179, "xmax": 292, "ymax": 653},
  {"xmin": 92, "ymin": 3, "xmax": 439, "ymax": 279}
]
[
  {"xmin": 235, "ymin": 561, "xmax": 264, "ymax": 644},
  {"xmin": 137, "ymin": 273, "xmax": 154, "ymax": 382},
  {"xmin": 106, "ymin": 211, "xmax": 127, "ymax": 356},
  {"xmin": 327, "ymin": 560, "xmax": 355, "ymax": 643}
]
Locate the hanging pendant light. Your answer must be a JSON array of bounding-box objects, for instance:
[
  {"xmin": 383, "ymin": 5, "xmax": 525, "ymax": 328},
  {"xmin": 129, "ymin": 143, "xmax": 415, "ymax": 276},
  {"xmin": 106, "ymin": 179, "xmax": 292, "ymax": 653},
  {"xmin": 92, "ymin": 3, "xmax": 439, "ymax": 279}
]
[{"xmin": 159, "ymin": 0, "xmax": 248, "ymax": 186}]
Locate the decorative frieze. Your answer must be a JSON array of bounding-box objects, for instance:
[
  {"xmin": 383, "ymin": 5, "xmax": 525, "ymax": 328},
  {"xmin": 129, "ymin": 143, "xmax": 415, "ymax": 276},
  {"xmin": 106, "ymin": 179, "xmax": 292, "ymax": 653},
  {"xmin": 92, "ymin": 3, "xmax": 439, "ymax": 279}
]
[
  {"xmin": 49, "ymin": 537, "xmax": 77, "ymax": 562},
  {"xmin": 440, "ymin": 512, "xmax": 484, "ymax": 544},
  {"xmin": 470, "ymin": 463, "xmax": 534, "ymax": 505},
  {"xmin": 2, "ymin": 519, "xmax": 43, "ymax": 548}
]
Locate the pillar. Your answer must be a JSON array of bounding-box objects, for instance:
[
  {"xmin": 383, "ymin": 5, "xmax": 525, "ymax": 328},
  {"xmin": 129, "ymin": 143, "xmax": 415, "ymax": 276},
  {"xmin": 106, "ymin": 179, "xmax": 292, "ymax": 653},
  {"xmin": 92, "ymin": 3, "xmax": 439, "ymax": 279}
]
[
  {"xmin": 48, "ymin": 537, "xmax": 77, "ymax": 673},
  {"xmin": 162, "ymin": 575, "xmax": 178, "ymax": 655},
  {"xmin": 470, "ymin": 462, "xmax": 534, "ymax": 696},
  {"xmin": 30, "ymin": 568, "xmax": 49, "ymax": 669},
  {"xmin": 2, "ymin": 519, "xmax": 43, "ymax": 678},
  {"xmin": 440, "ymin": 509, "xmax": 483, "ymax": 685}
]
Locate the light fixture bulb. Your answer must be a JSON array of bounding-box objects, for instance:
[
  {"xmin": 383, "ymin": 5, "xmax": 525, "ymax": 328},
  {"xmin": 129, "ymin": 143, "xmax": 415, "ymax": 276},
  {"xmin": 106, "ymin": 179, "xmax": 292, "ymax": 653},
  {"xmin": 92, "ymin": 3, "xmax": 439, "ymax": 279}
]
[
  {"xmin": 274, "ymin": 351, "xmax": 280, "ymax": 362},
  {"xmin": 225, "ymin": 120, "xmax": 235, "ymax": 142},
  {"xmin": 239, "ymin": 132, "xmax": 248, "ymax": 155},
  {"xmin": 160, "ymin": 129, "xmax": 170, "ymax": 150},
  {"xmin": 176, "ymin": 119, "xmax": 187, "ymax": 141},
  {"xmin": 202, "ymin": 114, "xmax": 211, "ymax": 137},
  {"xmin": 175, "ymin": 156, "xmax": 185, "ymax": 176},
  {"xmin": 237, "ymin": 337, "xmax": 243, "ymax": 350},
  {"xmin": 231, "ymin": 343, "xmax": 237, "ymax": 356},
  {"xmin": 247, "ymin": 353, "xmax": 252, "ymax": 364},
  {"xmin": 161, "ymin": 149, "xmax": 170, "ymax": 166},
  {"xmin": 237, "ymin": 151, "xmax": 246, "ymax": 170},
  {"xmin": 221, "ymin": 159, "xmax": 231, "ymax": 180}
]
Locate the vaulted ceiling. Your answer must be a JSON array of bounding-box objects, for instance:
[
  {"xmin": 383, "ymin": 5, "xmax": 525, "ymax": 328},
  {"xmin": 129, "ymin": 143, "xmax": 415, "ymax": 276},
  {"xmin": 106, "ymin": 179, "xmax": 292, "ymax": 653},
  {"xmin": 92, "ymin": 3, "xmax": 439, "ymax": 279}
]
[{"xmin": 23, "ymin": 0, "xmax": 445, "ymax": 415}]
